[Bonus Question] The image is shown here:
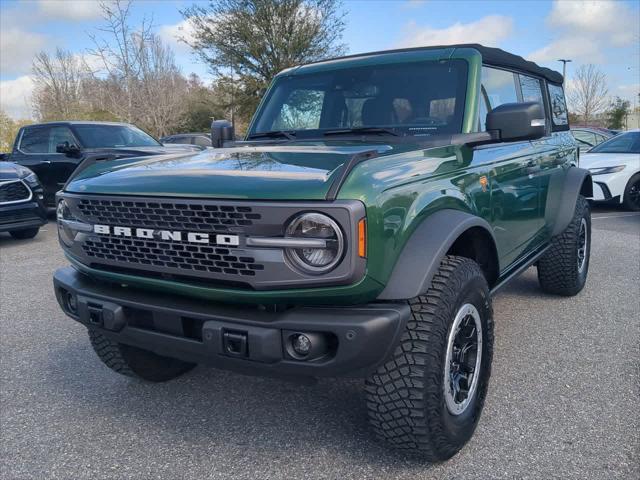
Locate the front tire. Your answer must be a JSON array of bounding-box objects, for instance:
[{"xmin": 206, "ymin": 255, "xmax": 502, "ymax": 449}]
[
  {"xmin": 537, "ymin": 195, "xmax": 590, "ymax": 296},
  {"xmin": 365, "ymin": 256, "xmax": 493, "ymax": 460},
  {"xmin": 9, "ymin": 227, "xmax": 39, "ymax": 239},
  {"xmin": 89, "ymin": 329, "xmax": 196, "ymax": 382},
  {"xmin": 622, "ymin": 173, "xmax": 640, "ymax": 211}
]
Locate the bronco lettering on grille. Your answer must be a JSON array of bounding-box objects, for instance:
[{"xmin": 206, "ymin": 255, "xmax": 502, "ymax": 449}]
[{"xmin": 93, "ymin": 224, "xmax": 240, "ymax": 246}]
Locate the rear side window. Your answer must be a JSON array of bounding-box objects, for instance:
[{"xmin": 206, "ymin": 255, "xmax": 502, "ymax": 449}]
[
  {"xmin": 548, "ymin": 83, "xmax": 569, "ymax": 128},
  {"xmin": 518, "ymin": 74, "xmax": 543, "ymax": 104}
]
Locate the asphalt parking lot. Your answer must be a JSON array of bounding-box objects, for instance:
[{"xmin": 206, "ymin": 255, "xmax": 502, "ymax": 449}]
[{"xmin": 1, "ymin": 206, "xmax": 638, "ymax": 480}]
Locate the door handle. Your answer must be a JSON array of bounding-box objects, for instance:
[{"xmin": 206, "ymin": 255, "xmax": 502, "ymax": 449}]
[{"xmin": 40, "ymin": 160, "xmax": 52, "ymax": 164}]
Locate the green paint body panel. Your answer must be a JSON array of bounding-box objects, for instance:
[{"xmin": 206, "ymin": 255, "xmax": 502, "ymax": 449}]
[{"xmin": 60, "ymin": 46, "xmax": 578, "ymax": 306}]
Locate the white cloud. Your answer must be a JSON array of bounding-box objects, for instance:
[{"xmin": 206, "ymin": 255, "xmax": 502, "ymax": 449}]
[
  {"xmin": 547, "ymin": 0, "xmax": 638, "ymax": 47},
  {"xmin": 0, "ymin": 27, "xmax": 48, "ymax": 76},
  {"xmin": 528, "ymin": 0, "xmax": 640, "ymax": 64},
  {"xmin": 37, "ymin": 0, "xmax": 103, "ymax": 21},
  {"xmin": 158, "ymin": 19, "xmax": 196, "ymax": 54},
  {"xmin": 0, "ymin": 76, "xmax": 35, "ymax": 120},
  {"xmin": 396, "ymin": 15, "xmax": 513, "ymax": 48},
  {"xmin": 528, "ymin": 36, "xmax": 604, "ymax": 64}
]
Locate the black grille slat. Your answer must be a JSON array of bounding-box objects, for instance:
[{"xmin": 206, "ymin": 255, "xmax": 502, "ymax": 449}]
[
  {"xmin": 0, "ymin": 181, "xmax": 30, "ymax": 204},
  {"xmin": 82, "ymin": 236, "xmax": 259, "ymax": 277},
  {"xmin": 0, "ymin": 210, "xmax": 38, "ymax": 225},
  {"xmin": 76, "ymin": 198, "xmax": 262, "ymax": 232}
]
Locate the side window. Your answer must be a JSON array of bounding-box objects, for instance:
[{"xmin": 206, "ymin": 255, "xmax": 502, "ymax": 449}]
[
  {"xmin": 547, "ymin": 83, "xmax": 569, "ymax": 127},
  {"xmin": 194, "ymin": 136, "xmax": 211, "ymax": 147},
  {"xmin": 19, "ymin": 127, "xmax": 50, "ymax": 153},
  {"xmin": 572, "ymin": 130, "xmax": 596, "ymax": 146},
  {"xmin": 49, "ymin": 126, "xmax": 77, "ymax": 151},
  {"xmin": 272, "ymin": 89, "xmax": 325, "ymax": 130},
  {"xmin": 19, "ymin": 126, "xmax": 76, "ymax": 153},
  {"xmin": 479, "ymin": 67, "xmax": 518, "ymax": 130},
  {"xmin": 518, "ymin": 74, "xmax": 544, "ymax": 104}
]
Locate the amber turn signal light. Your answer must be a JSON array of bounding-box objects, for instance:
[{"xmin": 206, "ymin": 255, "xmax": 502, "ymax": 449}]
[{"xmin": 358, "ymin": 218, "xmax": 366, "ymax": 258}]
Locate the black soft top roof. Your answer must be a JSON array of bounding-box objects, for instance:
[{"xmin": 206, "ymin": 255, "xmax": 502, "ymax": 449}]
[
  {"xmin": 306, "ymin": 43, "xmax": 564, "ymax": 85},
  {"xmin": 462, "ymin": 44, "xmax": 563, "ymax": 84}
]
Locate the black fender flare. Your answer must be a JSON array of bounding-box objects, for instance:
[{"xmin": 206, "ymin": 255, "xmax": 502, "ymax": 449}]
[
  {"xmin": 551, "ymin": 167, "xmax": 592, "ymax": 236},
  {"xmin": 377, "ymin": 209, "xmax": 497, "ymax": 300}
]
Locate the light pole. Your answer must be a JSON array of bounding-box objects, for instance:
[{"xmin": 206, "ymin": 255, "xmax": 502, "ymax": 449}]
[{"xmin": 557, "ymin": 59, "xmax": 572, "ymax": 86}]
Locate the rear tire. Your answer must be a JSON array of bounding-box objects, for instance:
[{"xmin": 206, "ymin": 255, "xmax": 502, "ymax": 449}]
[
  {"xmin": 537, "ymin": 195, "xmax": 590, "ymax": 296},
  {"xmin": 9, "ymin": 227, "xmax": 39, "ymax": 239},
  {"xmin": 89, "ymin": 329, "xmax": 196, "ymax": 382},
  {"xmin": 622, "ymin": 173, "xmax": 640, "ymax": 211},
  {"xmin": 365, "ymin": 256, "xmax": 493, "ymax": 460}
]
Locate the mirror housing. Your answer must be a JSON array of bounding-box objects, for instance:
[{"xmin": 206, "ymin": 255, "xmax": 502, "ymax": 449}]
[
  {"xmin": 486, "ymin": 102, "xmax": 546, "ymax": 142},
  {"xmin": 211, "ymin": 119, "xmax": 235, "ymax": 148},
  {"xmin": 56, "ymin": 141, "xmax": 81, "ymax": 156}
]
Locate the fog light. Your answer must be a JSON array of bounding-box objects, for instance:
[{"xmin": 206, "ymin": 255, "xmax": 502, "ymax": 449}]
[
  {"xmin": 292, "ymin": 333, "xmax": 312, "ymax": 356},
  {"xmin": 66, "ymin": 292, "xmax": 78, "ymax": 314}
]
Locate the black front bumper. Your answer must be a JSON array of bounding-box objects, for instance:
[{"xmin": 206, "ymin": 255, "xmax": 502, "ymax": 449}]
[
  {"xmin": 53, "ymin": 267, "xmax": 410, "ymax": 379},
  {"xmin": 0, "ymin": 200, "xmax": 47, "ymax": 233}
]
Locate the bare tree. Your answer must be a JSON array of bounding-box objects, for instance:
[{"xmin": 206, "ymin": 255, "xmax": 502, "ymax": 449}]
[
  {"xmin": 568, "ymin": 64, "xmax": 609, "ymax": 124},
  {"xmin": 137, "ymin": 36, "xmax": 189, "ymax": 137},
  {"xmin": 87, "ymin": 0, "xmax": 151, "ymax": 122},
  {"xmin": 31, "ymin": 48, "xmax": 90, "ymax": 120},
  {"xmin": 84, "ymin": 0, "xmax": 188, "ymax": 136}
]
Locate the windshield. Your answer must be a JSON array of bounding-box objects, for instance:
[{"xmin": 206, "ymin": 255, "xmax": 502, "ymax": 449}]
[
  {"xmin": 249, "ymin": 59, "xmax": 468, "ymax": 139},
  {"xmin": 589, "ymin": 132, "xmax": 640, "ymax": 154},
  {"xmin": 73, "ymin": 124, "xmax": 161, "ymax": 148}
]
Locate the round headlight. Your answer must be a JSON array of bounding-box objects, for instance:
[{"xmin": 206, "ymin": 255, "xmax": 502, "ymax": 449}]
[{"xmin": 285, "ymin": 213, "xmax": 344, "ymax": 274}]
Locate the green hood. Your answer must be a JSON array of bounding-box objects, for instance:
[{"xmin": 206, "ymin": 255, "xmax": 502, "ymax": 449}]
[{"xmin": 65, "ymin": 144, "xmax": 393, "ymax": 200}]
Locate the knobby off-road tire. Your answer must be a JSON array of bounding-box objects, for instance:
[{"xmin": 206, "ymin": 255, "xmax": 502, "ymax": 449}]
[
  {"xmin": 89, "ymin": 329, "xmax": 196, "ymax": 382},
  {"xmin": 537, "ymin": 195, "xmax": 591, "ymax": 296},
  {"xmin": 9, "ymin": 227, "xmax": 39, "ymax": 239},
  {"xmin": 365, "ymin": 256, "xmax": 494, "ymax": 460}
]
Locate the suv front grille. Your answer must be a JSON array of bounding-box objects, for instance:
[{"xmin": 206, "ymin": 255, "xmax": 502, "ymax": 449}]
[
  {"xmin": 0, "ymin": 181, "xmax": 30, "ymax": 204},
  {"xmin": 63, "ymin": 194, "xmax": 363, "ymax": 290},
  {"xmin": 77, "ymin": 198, "xmax": 262, "ymax": 232},
  {"xmin": 82, "ymin": 236, "xmax": 264, "ymax": 277}
]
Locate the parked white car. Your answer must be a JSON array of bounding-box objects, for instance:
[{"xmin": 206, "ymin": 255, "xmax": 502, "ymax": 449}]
[{"xmin": 581, "ymin": 130, "xmax": 640, "ymax": 211}]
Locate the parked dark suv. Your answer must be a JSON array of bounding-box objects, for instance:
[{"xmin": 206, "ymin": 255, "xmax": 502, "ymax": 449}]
[
  {"xmin": 0, "ymin": 162, "xmax": 47, "ymax": 239},
  {"xmin": 3, "ymin": 121, "xmax": 200, "ymax": 207}
]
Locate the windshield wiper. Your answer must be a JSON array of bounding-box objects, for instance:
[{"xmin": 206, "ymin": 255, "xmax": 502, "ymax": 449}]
[
  {"xmin": 323, "ymin": 127, "xmax": 399, "ymax": 137},
  {"xmin": 247, "ymin": 130, "xmax": 296, "ymax": 140}
]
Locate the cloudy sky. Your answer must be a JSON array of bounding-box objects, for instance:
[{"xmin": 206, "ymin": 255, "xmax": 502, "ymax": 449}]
[{"xmin": 1, "ymin": 0, "xmax": 639, "ymax": 119}]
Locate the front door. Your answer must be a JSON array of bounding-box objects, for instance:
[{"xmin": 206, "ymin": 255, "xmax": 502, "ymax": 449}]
[
  {"xmin": 11, "ymin": 125, "xmax": 83, "ymax": 206},
  {"xmin": 474, "ymin": 143, "xmax": 543, "ymax": 269}
]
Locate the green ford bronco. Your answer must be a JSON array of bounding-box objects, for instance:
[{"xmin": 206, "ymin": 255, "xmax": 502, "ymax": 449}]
[{"xmin": 54, "ymin": 44, "xmax": 592, "ymax": 459}]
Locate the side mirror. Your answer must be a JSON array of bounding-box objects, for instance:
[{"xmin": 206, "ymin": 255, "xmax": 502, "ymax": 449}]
[
  {"xmin": 211, "ymin": 120, "xmax": 235, "ymax": 148},
  {"xmin": 56, "ymin": 141, "xmax": 80, "ymax": 156},
  {"xmin": 486, "ymin": 102, "xmax": 546, "ymax": 142}
]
